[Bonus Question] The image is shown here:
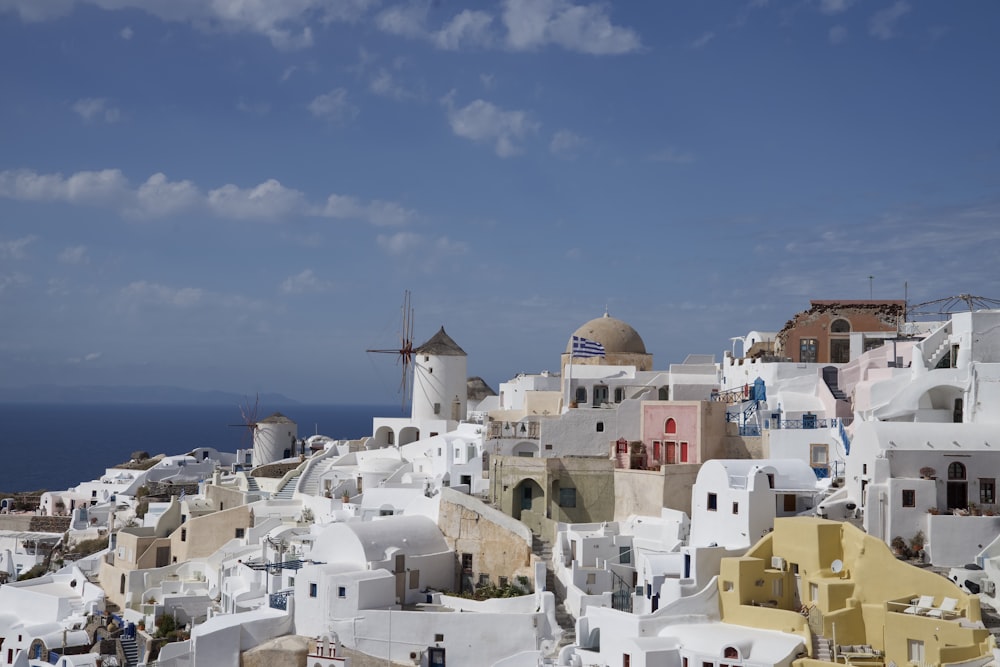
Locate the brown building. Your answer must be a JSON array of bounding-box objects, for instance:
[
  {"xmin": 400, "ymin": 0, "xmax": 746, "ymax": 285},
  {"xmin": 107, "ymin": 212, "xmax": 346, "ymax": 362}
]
[{"xmin": 775, "ymin": 300, "xmax": 904, "ymax": 364}]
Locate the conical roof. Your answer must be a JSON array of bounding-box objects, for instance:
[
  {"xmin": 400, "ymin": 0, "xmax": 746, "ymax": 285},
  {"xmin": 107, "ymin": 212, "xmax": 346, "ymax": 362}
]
[{"xmin": 415, "ymin": 326, "xmax": 466, "ymax": 356}]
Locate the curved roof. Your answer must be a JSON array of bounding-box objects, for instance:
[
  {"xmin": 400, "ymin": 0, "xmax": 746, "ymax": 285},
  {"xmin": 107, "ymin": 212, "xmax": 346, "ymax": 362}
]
[
  {"xmin": 415, "ymin": 327, "xmax": 466, "ymax": 356},
  {"xmin": 567, "ymin": 313, "xmax": 647, "ymax": 355}
]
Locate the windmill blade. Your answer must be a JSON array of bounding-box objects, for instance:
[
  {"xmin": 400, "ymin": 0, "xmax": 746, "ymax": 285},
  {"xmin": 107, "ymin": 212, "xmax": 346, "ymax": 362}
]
[{"xmin": 366, "ymin": 291, "xmax": 417, "ymax": 411}]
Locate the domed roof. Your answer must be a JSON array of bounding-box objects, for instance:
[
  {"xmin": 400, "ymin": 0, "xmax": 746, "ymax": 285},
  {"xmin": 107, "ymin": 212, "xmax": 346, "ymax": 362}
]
[{"xmin": 566, "ymin": 313, "xmax": 647, "ymax": 355}]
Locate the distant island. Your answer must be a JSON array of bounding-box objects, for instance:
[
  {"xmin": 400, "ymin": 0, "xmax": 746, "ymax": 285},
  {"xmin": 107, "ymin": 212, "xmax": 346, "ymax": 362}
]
[{"xmin": 0, "ymin": 385, "xmax": 300, "ymax": 405}]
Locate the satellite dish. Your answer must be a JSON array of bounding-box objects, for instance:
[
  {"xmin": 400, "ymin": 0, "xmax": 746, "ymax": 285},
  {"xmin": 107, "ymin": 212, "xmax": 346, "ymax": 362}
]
[{"xmin": 831, "ymin": 559, "xmax": 844, "ymax": 574}]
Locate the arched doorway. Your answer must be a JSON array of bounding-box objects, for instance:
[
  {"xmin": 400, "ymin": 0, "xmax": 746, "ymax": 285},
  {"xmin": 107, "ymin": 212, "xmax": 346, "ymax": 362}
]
[{"xmin": 512, "ymin": 479, "xmax": 544, "ymax": 521}]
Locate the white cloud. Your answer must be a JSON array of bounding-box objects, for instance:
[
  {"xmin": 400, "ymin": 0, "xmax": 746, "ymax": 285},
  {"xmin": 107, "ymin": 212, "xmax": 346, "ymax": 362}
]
[
  {"xmin": 132, "ymin": 172, "xmax": 201, "ymax": 218},
  {"xmin": 72, "ymin": 97, "xmax": 121, "ymax": 123},
  {"xmin": 648, "ymin": 147, "xmax": 695, "ymax": 164},
  {"xmin": 433, "ymin": 9, "xmax": 494, "ymax": 50},
  {"xmin": 442, "ymin": 93, "xmax": 539, "ymax": 157},
  {"xmin": 0, "ymin": 272, "xmax": 29, "ymax": 294},
  {"xmin": 236, "ymin": 98, "xmax": 271, "ymax": 116},
  {"xmin": 691, "ymin": 31, "xmax": 714, "ymax": 49},
  {"xmin": 121, "ymin": 280, "xmax": 204, "ymax": 307},
  {"xmin": 68, "ymin": 351, "xmax": 103, "ymax": 364},
  {"xmin": 369, "ymin": 69, "xmax": 417, "ymax": 101},
  {"xmin": 0, "ymin": 168, "xmax": 130, "ymax": 205},
  {"xmin": 819, "ymin": 0, "xmax": 855, "ymax": 15},
  {"xmin": 549, "ymin": 129, "xmax": 585, "ymax": 157},
  {"xmin": 280, "ymin": 268, "xmax": 334, "ymax": 294},
  {"xmin": 829, "ymin": 25, "xmax": 848, "ymax": 44},
  {"xmin": 869, "ymin": 1, "xmax": 910, "ymax": 40},
  {"xmin": 308, "ymin": 88, "xmax": 359, "ymax": 122},
  {"xmin": 501, "ymin": 0, "xmax": 641, "ymax": 54},
  {"xmin": 0, "ymin": 235, "xmax": 37, "ymax": 259},
  {"xmin": 1, "ymin": 0, "xmax": 378, "ymax": 50},
  {"xmin": 376, "ymin": 231, "xmax": 422, "ymax": 255},
  {"xmin": 58, "ymin": 245, "xmax": 89, "ymax": 264},
  {"xmin": 375, "ymin": 2, "xmax": 429, "ymax": 39},
  {"xmin": 120, "ymin": 25, "xmax": 133, "ymax": 39},
  {"xmin": 1, "ymin": 167, "xmax": 415, "ymax": 225},
  {"xmin": 207, "ymin": 179, "xmax": 306, "ymax": 221},
  {"xmin": 321, "ymin": 194, "xmax": 414, "ymax": 226}
]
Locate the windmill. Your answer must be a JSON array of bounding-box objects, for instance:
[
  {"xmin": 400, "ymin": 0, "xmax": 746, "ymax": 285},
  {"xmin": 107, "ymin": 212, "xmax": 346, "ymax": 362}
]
[
  {"xmin": 367, "ymin": 290, "xmax": 416, "ymax": 411},
  {"xmin": 229, "ymin": 393, "xmax": 261, "ymax": 464}
]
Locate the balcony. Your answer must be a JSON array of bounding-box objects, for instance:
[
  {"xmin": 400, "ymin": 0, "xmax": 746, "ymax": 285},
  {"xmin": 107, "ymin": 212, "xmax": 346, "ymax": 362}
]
[{"xmin": 486, "ymin": 421, "xmax": 540, "ymax": 440}]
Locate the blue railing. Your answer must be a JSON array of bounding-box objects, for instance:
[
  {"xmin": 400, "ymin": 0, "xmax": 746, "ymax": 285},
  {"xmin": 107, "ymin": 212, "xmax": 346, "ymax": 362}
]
[
  {"xmin": 838, "ymin": 419, "xmax": 851, "ymax": 455},
  {"xmin": 269, "ymin": 590, "xmax": 292, "ymax": 610}
]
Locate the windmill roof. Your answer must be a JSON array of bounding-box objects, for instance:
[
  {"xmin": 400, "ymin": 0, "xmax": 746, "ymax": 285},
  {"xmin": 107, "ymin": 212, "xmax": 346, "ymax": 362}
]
[
  {"xmin": 415, "ymin": 327, "xmax": 466, "ymax": 356},
  {"xmin": 259, "ymin": 412, "xmax": 294, "ymax": 424},
  {"xmin": 467, "ymin": 376, "xmax": 496, "ymax": 401}
]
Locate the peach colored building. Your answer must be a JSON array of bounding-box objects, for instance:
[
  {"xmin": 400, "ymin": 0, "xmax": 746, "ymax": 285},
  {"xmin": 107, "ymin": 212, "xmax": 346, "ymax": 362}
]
[
  {"xmin": 637, "ymin": 400, "xmax": 728, "ymax": 467},
  {"xmin": 776, "ymin": 300, "xmax": 904, "ymax": 364}
]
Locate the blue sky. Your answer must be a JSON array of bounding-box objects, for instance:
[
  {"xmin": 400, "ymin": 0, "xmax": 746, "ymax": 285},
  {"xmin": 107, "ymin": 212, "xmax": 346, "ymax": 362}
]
[{"xmin": 1, "ymin": 0, "xmax": 998, "ymax": 404}]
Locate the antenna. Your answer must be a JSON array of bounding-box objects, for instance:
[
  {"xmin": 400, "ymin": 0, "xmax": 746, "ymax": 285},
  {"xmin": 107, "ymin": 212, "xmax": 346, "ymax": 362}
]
[{"xmin": 367, "ymin": 290, "xmax": 416, "ymax": 411}]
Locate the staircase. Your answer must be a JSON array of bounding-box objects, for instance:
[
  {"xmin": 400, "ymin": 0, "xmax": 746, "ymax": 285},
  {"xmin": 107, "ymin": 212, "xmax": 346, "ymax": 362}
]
[
  {"xmin": 532, "ymin": 534, "xmax": 576, "ymax": 649},
  {"xmin": 246, "ymin": 476, "xmax": 260, "ymax": 493},
  {"xmin": 120, "ymin": 636, "xmax": 139, "ymax": 667},
  {"xmin": 274, "ymin": 472, "xmax": 301, "ymax": 500},
  {"xmin": 811, "ymin": 634, "xmax": 833, "ymax": 662}
]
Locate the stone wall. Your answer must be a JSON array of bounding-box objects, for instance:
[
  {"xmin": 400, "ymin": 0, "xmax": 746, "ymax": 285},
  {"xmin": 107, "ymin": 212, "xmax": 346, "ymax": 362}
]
[
  {"xmin": 437, "ymin": 487, "xmax": 535, "ymax": 592},
  {"xmin": 29, "ymin": 515, "xmax": 72, "ymax": 533},
  {"xmin": 252, "ymin": 462, "xmax": 301, "ymax": 479}
]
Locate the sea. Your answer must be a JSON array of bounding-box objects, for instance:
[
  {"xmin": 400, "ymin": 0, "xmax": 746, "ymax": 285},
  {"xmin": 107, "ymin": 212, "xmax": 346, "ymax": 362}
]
[{"xmin": 0, "ymin": 403, "xmax": 401, "ymax": 493}]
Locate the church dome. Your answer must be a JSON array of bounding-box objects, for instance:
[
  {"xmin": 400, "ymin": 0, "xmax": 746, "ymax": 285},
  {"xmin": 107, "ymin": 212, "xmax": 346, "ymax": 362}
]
[{"xmin": 566, "ymin": 313, "xmax": 647, "ymax": 355}]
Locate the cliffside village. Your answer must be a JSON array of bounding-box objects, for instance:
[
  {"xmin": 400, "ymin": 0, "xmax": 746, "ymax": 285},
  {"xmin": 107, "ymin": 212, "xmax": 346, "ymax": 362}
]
[{"xmin": 4, "ymin": 297, "xmax": 1000, "ymax": 667}]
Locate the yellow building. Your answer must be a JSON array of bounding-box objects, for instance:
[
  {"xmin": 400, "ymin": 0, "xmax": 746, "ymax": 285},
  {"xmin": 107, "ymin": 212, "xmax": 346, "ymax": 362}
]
[{"xmin": 718, "ymin": 517, "xmax": 994, "ymax": 666}]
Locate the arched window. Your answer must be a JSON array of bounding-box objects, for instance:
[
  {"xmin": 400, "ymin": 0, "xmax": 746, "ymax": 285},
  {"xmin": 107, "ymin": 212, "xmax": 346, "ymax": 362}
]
[
  {"xmin": 948, "ymin": 462, "xmax": 966, "ymax": 480},
  {"xmin": 831, "ymin": 318, "xmax": 851, "ymax": 333},
  {"xmin": 658, "ymin": 387, "xmax": 669, "ymax": 400},
  {"xmin": 724, "ymin": 646, "xmax": 739, "ymax": 659},
  {"xmin": 665, "ymin": 418, "xmax": 677, "ymax": 435}
]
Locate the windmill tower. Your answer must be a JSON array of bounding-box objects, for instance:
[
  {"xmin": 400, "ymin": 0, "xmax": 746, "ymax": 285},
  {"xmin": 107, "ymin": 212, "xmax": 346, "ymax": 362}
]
[
  {"xmin": 252, "ymin": 413, "xmax": 298, "ymax": 467},
  {"xmin": 412, "ymin": 326, "xmax": 467, "ymax": 423}
]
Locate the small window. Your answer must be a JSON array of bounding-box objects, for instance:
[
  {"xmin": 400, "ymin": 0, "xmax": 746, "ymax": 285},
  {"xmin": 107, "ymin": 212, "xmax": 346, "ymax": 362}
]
[
  {"xmin": 586, "ymin": 573, "xmax": 596, "ymax": 585},
  {"xmin": 478, "ymin": 573, "xmax": 490, "ymax": 587},
  {"xmin": 309, "ymin": 583, "xmax": 318, "ymax": 598},
  {"xmin": 180, "ymin": 528, "xmax": 187, "ymax": 542},
  {"xmin": 559, "ymin": 488, "xmax": 577, "ymax": 508},
  {"xmin": 235, "ymin": 528, "xmax": 245, "ymax": 538},
  {"xmin": 982, "ymin": 479, "xmax": 996, "ymax": 505},
  {"xmin": 902, "ymin": 489, "xmax": 915, "ymax": 507},
  {"xmin": 596, "ymin": 422, "xmax": 604, "ymax": 433},
  {"xmin": 338, "ymin": 586, "xmax": 346, "ymax": 598},
  {"xmin": 498, "ymin": 576, "xmax": 508, "ymax": 587},
  {"xmin": 619, "ymin": 546, "xmax": 631, "ymax": 564},
  {"xmin": 800, "ymin": 337, "xmax": 818, "ymax": 363},
  {"xmin": 707, "ymin": 493, "xmax": 717, "ymax": 511},
  {"xmin": 434, "ymin": 402, "xmax": 441, "ymax": 415},
  {"xmin": 614, "ymin": 387, "xmax": 624, "ymax": 403},
  {"xmin": 462, "ymin": 553, "xmax": 473, "ymax": 571},
  {"xmin": 722, "ymin": 580, "xmax": 734, "ymax": 591},
  {"xmin": 830, "ymin": 318, "xmax": 851, "ymax": 333},
  {"xmin": 545, "ymin": 444, "xmax": 553, "ymax": 450},
  {"xmin": 732, "ymin": 501, "xmax": 739, "ymax": 514},
  {"xmin": 435, "ymin": 634, "xmax": 444, "ymax": 642}
]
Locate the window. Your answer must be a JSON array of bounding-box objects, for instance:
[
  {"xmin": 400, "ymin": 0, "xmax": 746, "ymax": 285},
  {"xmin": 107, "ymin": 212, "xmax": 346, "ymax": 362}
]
[
  {"xmin": 586, "ymin": 573, "xmax": 596, "ymax": 585},
  {"xmin": 949, "ymin": 462, "xmax": 966, "ymax": 480},
  {"xmin": 664, "ymin": 418, "xmax": 677, "ymax": 435},
  {"xmin": 338, "ymin": 586, "xmax": 346, "ymax": 598},
  {"xmin": 235, "ymin": 528, "xmax": 245, "ymax": 538},
  {"xmin": 435, "ymin": 634, "xmax": 444, "ymax": 642},
  {"xmin": 722, "ymin": 580, "xmax": 733, "ymax": 591},
  {"xmin": 596, "ymin": 422, "xmax": 604, "ymax": 433},
  {"xmin": 434, "ymin": 402, "xmax": 441, "ymax": 415},
  {"xmin": 800, "ymin": 338, "xmax": 818, "ymax": 363},
  {"xmin": 680, "ymin": 442, "xmax": 689, "ymax": 462},
  {"xmin": 831, "ymin": 318, "xmax": 851, "ymax": 333},
  {"xmin": 559, "ymin": 487, "xmax": 577, "ymax": 508},
  {"xmin": 707, "ymin": 493, "xmax": 717, "ymax": 511},
  {"xmin": 982, "ymin": 479, "xmax": 996, "ymax": 505},
  {"xmin": 619, "ymin": 546, "xmax": 631, "ymax": 564},
  {"xmin": 462, "ymin": 553, "xmax": 473, "ymax": 572},
  {"xmin": 902, "ymin": 490, "xmax": 915, "ymax": 507},
  {"xmin": 309, "ymin": 583, "xmax": 317, "ymax": 597},
  {"xmin": 732, "ymin": 501, "xmax": 739, "ymax": 514},
  {"xmin": 810, "ymin": 443, "xmax": 829, "ymax": 467},
  {"xmin": 498, "ymin": 576, "xmax": 508, "ymax": 587},
  {"xmin": 575, "ymin": 387, "xmax": 587, "ymax": 404},
  {"xmin": 478, "ymin": 573, "xmax": 490, "ymax": 587},
  {"xmin": 614, "ymin": 387, "xmax": 624, "ymax": 403},
  {"xmin": 725, "ymin": 647, "xmax": 739, "ymax": 659},
  {"xmin": 180, "ymin": 528, "xmax": 186, "ymax": 542}
]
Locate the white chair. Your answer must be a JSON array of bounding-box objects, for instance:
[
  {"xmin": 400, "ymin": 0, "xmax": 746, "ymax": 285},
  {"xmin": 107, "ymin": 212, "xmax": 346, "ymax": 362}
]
[
  {"xmin": 904, "ymin": 595, "xmax": 935, "ymax": 614},
  {"xmin": 927, "ymin": 596, "xmax": 959, "ymax": 618}
]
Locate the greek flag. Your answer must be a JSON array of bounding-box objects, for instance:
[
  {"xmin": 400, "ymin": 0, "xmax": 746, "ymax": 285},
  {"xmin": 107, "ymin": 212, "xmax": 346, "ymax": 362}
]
[{"xmin": 572, "ymin": 335, "xmax": 606, "ymax": 358}]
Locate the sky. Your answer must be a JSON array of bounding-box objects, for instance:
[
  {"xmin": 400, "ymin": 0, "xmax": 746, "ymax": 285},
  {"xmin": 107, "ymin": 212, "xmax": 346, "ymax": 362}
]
[{"xmin": 1, "ymin": 0, "xmax": 999, "ymax": 405}]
